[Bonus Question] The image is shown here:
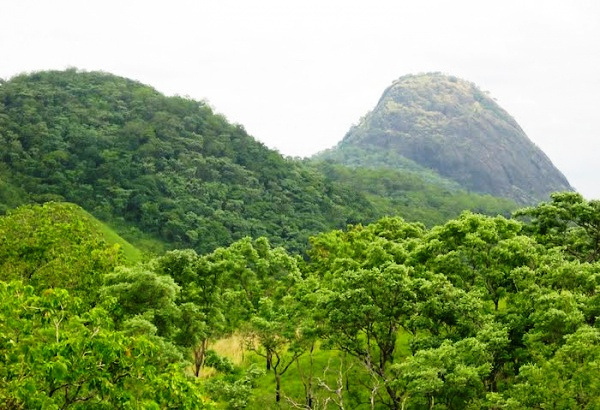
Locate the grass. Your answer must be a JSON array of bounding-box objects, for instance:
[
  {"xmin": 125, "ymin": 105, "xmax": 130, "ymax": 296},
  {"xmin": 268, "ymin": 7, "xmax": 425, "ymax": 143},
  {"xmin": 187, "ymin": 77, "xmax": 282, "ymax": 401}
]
[
  {"xmin": 211, "ymin": 334, "xmax": 246, "ymax": 366},
  {"xmin": 73, "ymin": 206, "xmax": 145, "ymax": 264},
  {"xmin": 210, "ymin": 330, "xmax": 416, "ymax": 409},
  {"xmin": 92, "ymin": 219, "xmax": 144, "ymax": 263}
]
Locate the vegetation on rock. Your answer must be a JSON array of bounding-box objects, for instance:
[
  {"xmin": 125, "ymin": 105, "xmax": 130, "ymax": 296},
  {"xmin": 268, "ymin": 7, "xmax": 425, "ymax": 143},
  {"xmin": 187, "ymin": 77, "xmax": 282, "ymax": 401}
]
[{"xmin": 315, "ymin": 72, "xmax": 573, "ymax": 204}]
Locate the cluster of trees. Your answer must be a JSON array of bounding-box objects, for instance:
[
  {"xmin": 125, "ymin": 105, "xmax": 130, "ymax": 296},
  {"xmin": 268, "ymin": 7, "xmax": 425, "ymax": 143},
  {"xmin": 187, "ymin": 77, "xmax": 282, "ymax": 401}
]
[
  {"xmin": 0, "ymin": 203, "xmax": 212, "ymax": 408},
  {"xmin": 311, "ymin": 161, "xmax": 514, "ymax": 227},
  {"xmin": 2, "ymin": 192, "xmax": 600, "ymax": 409},
  {"xmin": 0, "ymin": 69, "xmax": 515, "ymax": 256}
]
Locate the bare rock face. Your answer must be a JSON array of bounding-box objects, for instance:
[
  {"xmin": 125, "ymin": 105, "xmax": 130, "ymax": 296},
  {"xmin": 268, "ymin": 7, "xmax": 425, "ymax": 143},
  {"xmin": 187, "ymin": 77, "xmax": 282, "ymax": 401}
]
[{"xmin": 318, "ymin": 73, "xmax": 573, "ymax": 204}]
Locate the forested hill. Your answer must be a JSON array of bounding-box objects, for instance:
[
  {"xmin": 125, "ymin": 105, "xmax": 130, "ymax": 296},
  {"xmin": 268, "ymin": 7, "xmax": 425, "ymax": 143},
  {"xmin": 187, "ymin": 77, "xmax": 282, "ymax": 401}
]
[
  {"xmin": 0, "ymin": 69, "xmax": 515, "ymax": 254},
  {"xmin": 315, "ymin": 73, "xmax": 573, "ymax": 204},
  {"xmin": 3, "ymin": 69, "xmax": 599, "ymax": 409}
]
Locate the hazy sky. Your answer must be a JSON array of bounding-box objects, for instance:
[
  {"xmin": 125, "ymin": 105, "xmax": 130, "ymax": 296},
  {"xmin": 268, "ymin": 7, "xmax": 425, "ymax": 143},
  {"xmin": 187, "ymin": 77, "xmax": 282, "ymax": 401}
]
[{"xmin": 2, "ymin": 0, "xmax": 599, "ymax": 198}]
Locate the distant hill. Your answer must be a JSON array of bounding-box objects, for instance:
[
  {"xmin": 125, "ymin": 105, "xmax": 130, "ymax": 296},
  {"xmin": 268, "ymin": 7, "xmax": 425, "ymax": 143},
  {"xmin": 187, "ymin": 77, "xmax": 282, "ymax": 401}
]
[
  {"xmin": 315, "ymin": 73, "xmax": 573, "ymax": 204},
  {"xmin": 0, "ymin": 69, "xmax": 516, "ymax": 254}
]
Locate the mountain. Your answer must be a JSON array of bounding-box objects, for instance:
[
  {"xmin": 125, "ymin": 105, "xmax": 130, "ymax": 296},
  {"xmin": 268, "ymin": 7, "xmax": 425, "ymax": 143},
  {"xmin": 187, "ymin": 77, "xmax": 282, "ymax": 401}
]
[
  {"xmin": 315, "ymin": 73, "xmax": 573, "ymax": 204},
  {"xmin": 0, "ymin": 69, "xmax": 515, "ymax": 254}
]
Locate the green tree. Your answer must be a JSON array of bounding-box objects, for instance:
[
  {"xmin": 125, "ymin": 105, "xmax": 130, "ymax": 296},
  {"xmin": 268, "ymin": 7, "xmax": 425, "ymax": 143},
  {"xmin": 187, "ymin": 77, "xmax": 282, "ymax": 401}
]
[
  {"xmin": 316, "ymin": 262, "xmax": 418, "ymax": 408},
  {"xmin": 246, "ymin": 296, "xmax": 310, "ymax": 403},
  {"xmin": 101, "ymin": 264, "xmax": 182, "ymax": 342},
  {"xmin": 515, "ymin": 192, "xmax": 600, "ymax": 262},
  {"xmin": 502, "ymin": 325, "xmax": 600, "ymax": 409},
  {"xmin": 154, "ymin": 249, "xmax": 226, "ymax": 377},
  {"xmin": 410, "ymin": 212, "xmax": 535, "ymax": 310},
  {"xmin": 0, "ymin": 280, "xmax": 212, "ymax": 409},
  {"xmin": 393, "ymin": 337, "xmax": 493, "ymax": 409}
]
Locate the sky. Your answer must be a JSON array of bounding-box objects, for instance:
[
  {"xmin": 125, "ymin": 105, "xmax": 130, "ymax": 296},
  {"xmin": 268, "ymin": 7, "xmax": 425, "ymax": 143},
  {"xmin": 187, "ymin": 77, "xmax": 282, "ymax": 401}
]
[{"xmin": 1, "ymin": 0, "xmax": 599, "ymax": 198}]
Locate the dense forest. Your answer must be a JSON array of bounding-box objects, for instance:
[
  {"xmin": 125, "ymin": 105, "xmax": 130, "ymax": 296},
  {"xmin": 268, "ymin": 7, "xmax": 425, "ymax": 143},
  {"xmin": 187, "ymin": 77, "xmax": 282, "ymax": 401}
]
[
  {"xmin": 0, "ymin": 70, "xmax": 515, "ymax": 254},
  {"xmin": 1, "ymin": 69, "xmax": 595, "ymax": 409},
  {"xmin": 2, "ymin": 193, "xmax": 600, "ymax": 409}
]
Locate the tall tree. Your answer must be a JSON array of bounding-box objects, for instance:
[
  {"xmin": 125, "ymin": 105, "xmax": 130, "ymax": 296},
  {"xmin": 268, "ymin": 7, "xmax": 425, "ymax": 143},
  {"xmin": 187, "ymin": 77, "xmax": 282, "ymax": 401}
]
[{"xmin": 155, "ymin": 249, "xmax": 226, "ymax": 377}]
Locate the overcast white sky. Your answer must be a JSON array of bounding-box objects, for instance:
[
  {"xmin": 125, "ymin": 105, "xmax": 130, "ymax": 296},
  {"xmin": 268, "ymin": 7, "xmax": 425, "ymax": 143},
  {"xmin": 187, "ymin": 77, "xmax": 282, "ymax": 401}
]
[{"xmin": 2, "ymin": 0, "xmax": 599, "ymax": 198}]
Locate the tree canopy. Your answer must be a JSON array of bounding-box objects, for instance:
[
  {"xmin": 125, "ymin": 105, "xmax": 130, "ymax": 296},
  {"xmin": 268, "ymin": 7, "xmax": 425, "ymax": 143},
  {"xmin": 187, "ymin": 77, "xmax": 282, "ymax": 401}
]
[{"xmin": 0, "ymin": 69, "xmax": 516, "ymax": 255}]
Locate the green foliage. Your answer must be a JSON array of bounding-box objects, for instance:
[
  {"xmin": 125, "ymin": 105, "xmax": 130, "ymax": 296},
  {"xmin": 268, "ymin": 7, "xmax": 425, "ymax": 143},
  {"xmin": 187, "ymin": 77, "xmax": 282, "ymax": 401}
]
[
  {"xmin": 206, "ymin": 364, "xmax": 265, "ymax": 409},
  {"xmin": 310, "ymin": 161, "xmax": 517, "ymax": 228},
  {"xmin": 280, "ymin": 204, "xmax": 600, "ymax": 409},
  {"xmin": 393, "ymin": 337, "xmax": 492, "ymax": 408},
  {"xmin": 0, "ymin": 170, "xmax": 28, "ymax": 213},
  {"xmin": 0, "ymin": 69, "xmax": 524, "ymax": 257},
  {"xmin": 102, "ymin": 264, "xmax": 181, "ymax": 338},
  {"xmin": 411, "ymin": 212, "xmax": 538, "ymax": 309},
  {"xmin": 499, "ymin": 326, "xmax": 600, "ymax": 409},
  {"xmin": 4, "ymin": 194, "xmax": 600, "ymax": 408},
  {"xmin": 0, "ymin": 69, "xmax": 379, "ymax": 254},
  {"xmin": 154, "ymin": 249, "xmax": 226, "ymax": 376},
  {"xmin": 0, "ymin": 68, "xmax": 592, "ymax": 409},
  {"xmin": 81, "ymin": 207, "xmax": 144, "ymax": 263},
  {"xmin": 515, "ymin": 192, "xmax": 600, "ymax": 262},
  {"xmin": 10, "ymin": 68, "xmax": 577, "ymax": 407},
  {"xmin": 0, "ymin": 280, "xmax": 212, "ymax": 409},
  {"xmin": 246, "ymin": 296, "xmax": 310, "ymax": 403},
  {"xmin": 0, "ymin": 202, "xmax": 121, "ymax": 303}
]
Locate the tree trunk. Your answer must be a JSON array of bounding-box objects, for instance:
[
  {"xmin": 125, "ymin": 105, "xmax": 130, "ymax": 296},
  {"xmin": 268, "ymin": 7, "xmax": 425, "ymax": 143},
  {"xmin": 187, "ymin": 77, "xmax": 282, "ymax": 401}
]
[
  {"xmin": 276, "ymin": 373, "xmax": 282, "ymax": 402},
  {"xmin": 344, "ymin": 352, "xmax": 350, "ymax": 393},
  {"xmin": 267, "ymin": 351, "xmax": 272, "ymax": 371},
  {"xmin": 306, "ymin": 381, "xmax": 313, "ymax": 409},
  {"xmin": 385, "ymin": 384, "xmax": 400, "ymax": 410},
  {"xmin": 305, "ymin": 343, "xmax": 315, "ymax": 409},
  {"xmin": 194, "ymin": 338, "xmax": 209, "ymax": 377}
]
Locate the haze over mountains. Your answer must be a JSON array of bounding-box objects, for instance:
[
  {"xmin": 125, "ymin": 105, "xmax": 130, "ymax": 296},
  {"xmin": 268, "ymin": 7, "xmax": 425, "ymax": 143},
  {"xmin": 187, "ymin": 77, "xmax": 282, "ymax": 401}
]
[{"xmin": 315, "ymin": 73, "xmax": 573, "ymax": 204}]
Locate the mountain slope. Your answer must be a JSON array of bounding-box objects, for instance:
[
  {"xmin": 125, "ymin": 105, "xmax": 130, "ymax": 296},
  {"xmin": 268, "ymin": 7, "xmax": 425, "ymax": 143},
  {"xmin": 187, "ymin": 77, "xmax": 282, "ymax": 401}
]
[
  {"xmin": 310, "ymin": 161, "xmax": 516, "ymax": 227},
  {"xmin": 315, "ymin": 73, "xmax": 572, "ymax": 204},
  {"xmin": 0, "ymin": 69, "xmax": 379, "ymax": 253},
  {"xmin": 0, "ymin": 69, "xmax": 516, "ymax": 254}
]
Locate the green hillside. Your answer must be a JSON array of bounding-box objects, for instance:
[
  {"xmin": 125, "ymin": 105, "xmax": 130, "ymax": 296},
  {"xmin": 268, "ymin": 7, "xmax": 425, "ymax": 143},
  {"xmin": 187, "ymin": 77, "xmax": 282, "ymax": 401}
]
[
  {"xmin": 0, "ymin": 202, "xmax": 126, "ymax": 300},
  {"xmin": 74, "ymin": 205, "xmax": 144, "ymax": 263},
  {"xmin": 0, "ymin": 69, "xmax": 515, "ymax": 254},
  {"xmin": 3, "ymin": 194, "xmax": 598, "ymax": 409},
  {"xmin": 0, "ymin": 69, "xmax": 374, "ymax": 253},
  {"xmin": 311, "ymin": 161, "xmax": 516, "ymax": 227}
]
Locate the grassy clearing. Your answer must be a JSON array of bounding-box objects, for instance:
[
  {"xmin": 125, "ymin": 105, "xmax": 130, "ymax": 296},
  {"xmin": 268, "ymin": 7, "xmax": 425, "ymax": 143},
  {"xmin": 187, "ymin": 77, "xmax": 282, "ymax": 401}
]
[
  {"xmin": 211, "ymin": 334, "xmax": 247, "ymax": 366},
  {"xmin": 93, "ymin": 220, "xmax": 144, "ymax": 263},
  {"xmin": 210, "ymin": 330, "xmax": 416, "ymax": 409}
]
